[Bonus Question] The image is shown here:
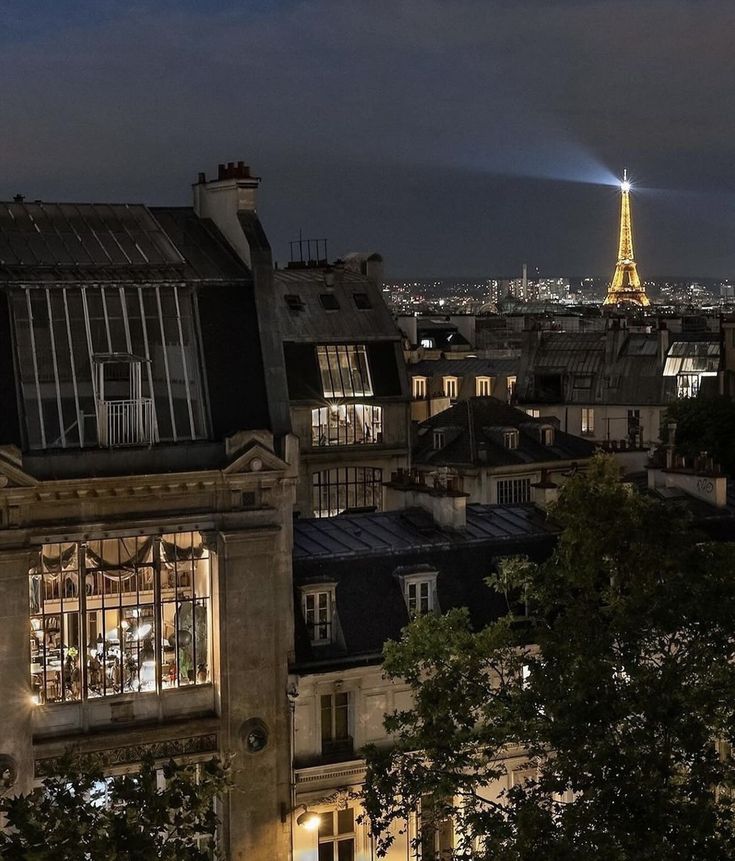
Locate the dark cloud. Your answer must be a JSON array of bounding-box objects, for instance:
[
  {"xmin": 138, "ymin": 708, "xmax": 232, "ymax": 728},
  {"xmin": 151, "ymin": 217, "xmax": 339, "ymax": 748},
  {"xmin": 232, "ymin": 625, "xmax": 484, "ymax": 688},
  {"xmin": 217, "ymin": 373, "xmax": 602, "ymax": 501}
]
[{"xmin": 1, "ymin": 0, "xmax": 734, "ymax": 277}]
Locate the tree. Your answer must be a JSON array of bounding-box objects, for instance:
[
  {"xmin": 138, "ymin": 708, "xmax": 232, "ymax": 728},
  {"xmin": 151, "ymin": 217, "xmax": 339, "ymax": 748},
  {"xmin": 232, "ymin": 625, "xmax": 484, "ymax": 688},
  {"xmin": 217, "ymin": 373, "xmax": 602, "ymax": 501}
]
[
  {"xmin": 362, "ymin": 455, "xmax": 735, "ymax": 860},
  {"xmin": 0, "ymin": 750, "xmax": 231, "ymax": 860},
  {"xmin": 666, "ymin": 396, "xmax": 735, "ymax": 477}
]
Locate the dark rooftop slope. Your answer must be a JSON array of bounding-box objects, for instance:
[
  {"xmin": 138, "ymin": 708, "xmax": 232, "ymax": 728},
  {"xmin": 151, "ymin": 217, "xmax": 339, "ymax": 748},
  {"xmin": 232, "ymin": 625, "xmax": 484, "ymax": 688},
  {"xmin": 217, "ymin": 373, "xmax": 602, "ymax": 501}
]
[{"xmin": 413, "ymin": 397, "xmax": 597, "ymax": 467}]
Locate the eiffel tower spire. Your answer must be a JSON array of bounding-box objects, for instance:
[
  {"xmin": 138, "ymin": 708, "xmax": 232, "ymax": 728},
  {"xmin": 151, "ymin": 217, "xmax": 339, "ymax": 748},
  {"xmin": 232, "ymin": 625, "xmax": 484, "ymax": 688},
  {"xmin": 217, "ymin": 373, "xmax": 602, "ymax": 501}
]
[{"xmin": 603, "ymin": 169, "xmax": 650, "ymax": 307}]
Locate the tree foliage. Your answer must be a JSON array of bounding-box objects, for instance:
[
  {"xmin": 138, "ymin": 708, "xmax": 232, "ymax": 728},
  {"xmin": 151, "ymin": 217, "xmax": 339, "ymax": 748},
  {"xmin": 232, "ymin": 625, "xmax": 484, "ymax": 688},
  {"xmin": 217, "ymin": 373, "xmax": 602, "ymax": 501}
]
[
  {"xmin": 363, "ymin": 455, "xmax": 735, "ymax": 860},
  {"xmin": 0, "ymin": 751, "xmax": 231, "ymax": 861},
  {"xmin": 666, "ymin": 396, "xmax": 735, "ymax": 477}
]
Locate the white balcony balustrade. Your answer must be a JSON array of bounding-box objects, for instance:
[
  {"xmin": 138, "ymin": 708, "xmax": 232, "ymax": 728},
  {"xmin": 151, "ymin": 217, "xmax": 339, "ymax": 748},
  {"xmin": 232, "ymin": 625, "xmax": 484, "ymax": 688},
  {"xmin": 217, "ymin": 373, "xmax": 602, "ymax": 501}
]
[{"xmin": 96, "ymin": 397, "xmax": 157, "ymax": 447}]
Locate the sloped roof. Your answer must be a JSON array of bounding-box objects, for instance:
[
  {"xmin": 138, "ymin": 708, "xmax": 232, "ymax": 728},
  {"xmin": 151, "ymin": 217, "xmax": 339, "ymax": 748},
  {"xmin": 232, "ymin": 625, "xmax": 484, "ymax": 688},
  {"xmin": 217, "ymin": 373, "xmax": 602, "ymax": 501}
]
[
  {"xmin": 292, "ymin": 503, "xmax": 558, "ymax": 667},
  {"xmin": 412, "ymin": 397, "xmax": 596, "ymax": 467},
  {"xmin": 0, "ymin": 203, "xmax": 250, "ymax": 283},
  {"xmin": 408, "ymin": 357, "xmax": 520, "ymax": 378}
]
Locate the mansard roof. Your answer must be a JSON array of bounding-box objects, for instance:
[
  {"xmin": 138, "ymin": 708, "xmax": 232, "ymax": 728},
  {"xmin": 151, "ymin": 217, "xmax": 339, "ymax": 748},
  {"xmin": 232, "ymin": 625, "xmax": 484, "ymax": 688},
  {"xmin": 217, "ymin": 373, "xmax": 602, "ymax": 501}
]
[
  {"xmin": 292, "ymin": 503, "xmax": 559, "ymax": 670},
  {"xmin": 412, "ymin": 397, "xmax": 596, "ymax": 468}
]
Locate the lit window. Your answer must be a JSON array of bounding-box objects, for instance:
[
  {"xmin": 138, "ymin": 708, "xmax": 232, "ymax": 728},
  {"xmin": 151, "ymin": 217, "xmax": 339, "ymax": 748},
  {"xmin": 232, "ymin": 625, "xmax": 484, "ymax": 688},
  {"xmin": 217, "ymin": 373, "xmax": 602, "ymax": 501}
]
[
  {"xmin": 302, "ymin": 588, "xmax": 334, "ymax": 645},
  {"xmin": 526, "ymin": 409, "xmax": 540, "ymax": 418},
  {"xmin": 442, "ymin": 376, "xmax": 458, "ymax": 400},
  {"xmin": 320, "ymin": 692, "xmax": 352, "ymax": 758},
  {"xmin": 506, "ymin": 375, "xmax": 517, "ymax": 403},
  {"xmin": 316, "ymin": 345, "xmax": 373, "ymax": 398},
  {"xmin": 676, "ymin": 373, "xmax": 700, "ymax": 398},
  {"xmin": 540, "ymin": 426, "xmax": 554, "ymax": 445},
  {"xmin": 420, "ymin": 338, "xmax": 434, "ymax": 349},
  {"xmin": 29, "ymin": 533, "xmax": 211, "ymax": 704},
  {"xmin": 318, "ymin": 808, "xmax": 356, "ymax": 860},
  {"xmin": 475, "ymin": 376, "xmax": 493, "ymax": 397},
  {"xmin": 496, "ymin": 477, "xmax": 531, "ymax": 504},
  {"xmin": 581, "ymin": 408, "xmax": 595, "ymax": 434},
  {"xmin": 312, "ymin": 467, "xmax": 383, "ymax": 517},
  {"xmin": 412, "ymin": 376, "xmax": 428, "ymax": 399},
  {"xmin": 311, "ymin": 405, "xmax": 382, "ymax": 446},
  {"xmin": 433, "ymin": 430, "xmax": 445, "ymax": 450},
  {"xmin": 503, "ymin": 430, "xmax": 519, "ymax": 449}
]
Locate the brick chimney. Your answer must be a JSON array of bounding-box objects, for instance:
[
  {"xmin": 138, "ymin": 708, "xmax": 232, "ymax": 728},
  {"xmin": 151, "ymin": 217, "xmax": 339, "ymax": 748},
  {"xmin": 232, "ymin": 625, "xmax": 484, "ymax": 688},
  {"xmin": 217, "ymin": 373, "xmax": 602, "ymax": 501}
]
[{"xmin": 193, "ymin": 162, "xmax": 261, "ymax": 269}]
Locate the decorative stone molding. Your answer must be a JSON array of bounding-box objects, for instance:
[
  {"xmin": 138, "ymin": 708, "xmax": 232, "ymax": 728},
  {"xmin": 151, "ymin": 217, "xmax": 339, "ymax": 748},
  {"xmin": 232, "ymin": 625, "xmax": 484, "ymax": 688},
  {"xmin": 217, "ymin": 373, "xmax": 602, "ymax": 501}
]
[
  {"xmin": 240, "ymin": 718, "xmax": 269, "ymax": 754},
  {"xmin": 35, "ymin": 733, "xmax": 218, "ymax": 777}
]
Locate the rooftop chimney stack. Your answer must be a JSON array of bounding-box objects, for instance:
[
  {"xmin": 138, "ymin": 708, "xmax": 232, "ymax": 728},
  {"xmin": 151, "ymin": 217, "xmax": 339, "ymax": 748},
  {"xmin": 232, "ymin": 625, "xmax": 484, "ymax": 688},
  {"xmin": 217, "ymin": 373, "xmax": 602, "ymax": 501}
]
[{"xmin": 193, "ymin": 161, "xmax": 261, "ymax": 269}]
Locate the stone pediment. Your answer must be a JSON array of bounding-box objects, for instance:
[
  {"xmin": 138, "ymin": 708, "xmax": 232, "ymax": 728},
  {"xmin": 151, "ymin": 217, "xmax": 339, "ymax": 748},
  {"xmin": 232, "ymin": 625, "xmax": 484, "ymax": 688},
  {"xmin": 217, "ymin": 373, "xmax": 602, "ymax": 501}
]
[
  {"xmin": 223, "ymin": 441, "xmax": 288, "ymax": 476},
  {"xmin": 0, "ymin": 447, "xmax": 38, "ymax": 489}
]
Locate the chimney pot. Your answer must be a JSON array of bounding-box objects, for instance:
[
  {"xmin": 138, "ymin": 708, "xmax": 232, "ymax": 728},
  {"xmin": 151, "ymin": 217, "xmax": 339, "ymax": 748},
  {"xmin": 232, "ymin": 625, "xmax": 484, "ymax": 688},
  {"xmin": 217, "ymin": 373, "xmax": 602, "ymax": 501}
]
[{"xmin": 197, "ymin": 172, "xmax": 206, "ymax": 184}]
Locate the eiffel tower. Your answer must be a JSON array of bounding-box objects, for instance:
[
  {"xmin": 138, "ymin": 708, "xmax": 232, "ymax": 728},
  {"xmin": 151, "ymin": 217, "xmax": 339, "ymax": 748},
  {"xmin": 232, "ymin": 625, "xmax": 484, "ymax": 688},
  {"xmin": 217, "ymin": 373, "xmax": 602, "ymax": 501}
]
[{"xmin": 603, "ymin": 170, "xmax": 650, "ymax": 307}]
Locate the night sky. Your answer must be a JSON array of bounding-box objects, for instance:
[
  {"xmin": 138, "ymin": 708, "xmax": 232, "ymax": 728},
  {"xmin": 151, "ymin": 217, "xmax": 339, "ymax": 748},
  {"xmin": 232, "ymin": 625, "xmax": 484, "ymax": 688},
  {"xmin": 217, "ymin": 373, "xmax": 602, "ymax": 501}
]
[{"xmin": 3, "ymin": 0, "xmax": 735, "ymax": 278}]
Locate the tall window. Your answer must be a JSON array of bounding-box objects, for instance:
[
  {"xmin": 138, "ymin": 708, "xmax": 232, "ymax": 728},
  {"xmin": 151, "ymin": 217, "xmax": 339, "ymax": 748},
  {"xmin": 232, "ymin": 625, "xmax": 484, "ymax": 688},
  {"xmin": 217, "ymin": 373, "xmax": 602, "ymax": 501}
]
[
  {"xmin": 420, "ymin": 795, "xmax": 454, "ymax": 860},
  {"xmin": 412, "ymin": 376, "xmax": 428, "ymax": 399},
  {"xmin": 581, "ymin": 407, "xmax": 595, "ymax": 434},
  {"xmin": 29, "ymin": 532, "xmax": 211, "ymax": 705},
  {"xmin": 503, "ymin": 430, "xmax": 519, "ymax": 449},
  {"xmin": 312, "ymin": 467, "xmax": 383, "ymax": 517},
  {"xmin": 318, "ymin": 808, "xmax": 355, "ymax": 861},
  {"xmin": 442, "ymin": 377, "xmax": 458, "ymax": 400},
  {"xmin": 321, "ymin": 692, "xmax": 352, "ymax": 757},
  {"xmin": 506, "ymin": 375, "xmax": 517, "ymax": 403},
  {"xmin": 10, "ymin": 285, "xmax": 208, "ymax": 449},
  {"xmin": 406, "ymin": 580, "xmax": 433, "ymax": 617},
  {"xmin": 311, "ymin": 405, "xmax": 382, "ymax": 446},
  {"xmin": 303, "ymin": 590, "xmax": 333, "ymax": 645},
  {"xmin": 496, "ymin": 477, "xmax": 532, "ymax": 505},
  {"xmin": 475, "ymin": 376, "xmax": 493, "ymax": 397},
  {"xmin": 316, "ymin": 345, "xmax": 373, "ymax": 397}
]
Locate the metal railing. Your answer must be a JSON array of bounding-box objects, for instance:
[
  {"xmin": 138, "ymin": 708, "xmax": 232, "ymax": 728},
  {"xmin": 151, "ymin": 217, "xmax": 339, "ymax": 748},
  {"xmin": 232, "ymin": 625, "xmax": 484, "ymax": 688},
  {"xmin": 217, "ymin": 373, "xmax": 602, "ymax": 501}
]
[{"xmin": 96, "ymin": 398, "xmax": 156, "ymax": 447}]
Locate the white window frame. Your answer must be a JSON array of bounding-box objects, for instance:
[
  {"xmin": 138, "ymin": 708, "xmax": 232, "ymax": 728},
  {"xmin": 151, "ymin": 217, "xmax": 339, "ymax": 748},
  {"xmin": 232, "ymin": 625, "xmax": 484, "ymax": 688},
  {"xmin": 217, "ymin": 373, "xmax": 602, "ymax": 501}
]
[
  {"xmin": 525, "ymin": 408, "xmax": 540, "ymax": 418},
  {"xmin": 442, "ymin": 376, "xmax": 458, "ymax": 400},
  {"xmin": 433, "ymin": 430, "xmax": 445, "ymax": 450},
  {"xmin": 398, "ymin": 570, "xmax": 438, "ymax": 618},
  {"xmin": 540, "ymin": 426, "xmax": 554, "ymax": 445},
  {"xmin": 316, "ymin": 344, "xmax": 373, "ymax": 398},
  {"xmin": 317, "ymin": 807, "xmax": 356, "ymax": 859},
  {"xmin": 412, "ymin": 376, "xmax": 428, "ymax": 399},
  {"xmin": 506, "ymin": 375, "xmax": 517, "ymax": 403},
  {"xmin": 301, "ymin": 586, "xmax": 335, "ymax": 645},
  {"xmin": 503, "ymin": 430, "xmax": 519, "ymax": 449},
  {"xmin": 581, "ymin": 407, "xmax": 595, "ymax": 435},
  {"xmin": 475, "ymin": 376, "xmax": 493, "ymax": 397}
]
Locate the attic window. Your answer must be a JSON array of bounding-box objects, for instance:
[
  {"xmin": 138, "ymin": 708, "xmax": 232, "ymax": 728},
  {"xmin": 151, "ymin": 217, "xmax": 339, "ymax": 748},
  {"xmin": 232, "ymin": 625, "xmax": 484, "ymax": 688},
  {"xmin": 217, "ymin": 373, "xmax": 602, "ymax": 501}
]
[
  {"xmin": 320, "ymin": 293, "xmax": 341, "ymax": 311},
  {"xmin": 433, "ymin": 430, "xmax": 445, "ymax": 450},
  {"xmin": 442, "ymin": 376, "xmax": 458, "ymax": 400},
  {"xmin": 503, "ymin": 430, "xmax": 519, "ymax": 450},
  {"xmin": 475, "ymin": 376, "xmax": 493, "ymax": 397},
  {"xmin": 540, "ymin": 426, "xmax": 555, "ymax": 445},
  {"xmin": 284, "ymin": 294, "xmax": 305, "ymax": 311},
  {"xmin": 300, "ymin": 585, "xmax": 336, "ymax": 645},
  {"xmin": 353, "ymin": 292, "xmax": 372, "ymax": 310},
  {"xmin": 396, "ymin": 568, "xmax": 438, "ymax": 618},
  {"xmin": 413, "ymin": 376, "xmax": 428, "ymax": 399}
]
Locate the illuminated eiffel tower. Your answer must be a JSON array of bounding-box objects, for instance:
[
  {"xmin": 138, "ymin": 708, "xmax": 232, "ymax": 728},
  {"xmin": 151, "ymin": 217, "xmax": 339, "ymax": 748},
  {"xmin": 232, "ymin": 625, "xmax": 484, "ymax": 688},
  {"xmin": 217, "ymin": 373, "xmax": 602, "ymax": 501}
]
[{"xmin": 603, "ymin": 170, "xmax": 650, "ymax": 307}]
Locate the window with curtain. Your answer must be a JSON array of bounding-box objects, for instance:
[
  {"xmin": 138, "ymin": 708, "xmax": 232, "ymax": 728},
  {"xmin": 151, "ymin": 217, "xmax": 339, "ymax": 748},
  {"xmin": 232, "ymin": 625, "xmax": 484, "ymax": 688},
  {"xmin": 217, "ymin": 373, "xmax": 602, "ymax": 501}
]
[{"xmin": 29, "ymin": 532, "xmax": 212, "ymax": 705}]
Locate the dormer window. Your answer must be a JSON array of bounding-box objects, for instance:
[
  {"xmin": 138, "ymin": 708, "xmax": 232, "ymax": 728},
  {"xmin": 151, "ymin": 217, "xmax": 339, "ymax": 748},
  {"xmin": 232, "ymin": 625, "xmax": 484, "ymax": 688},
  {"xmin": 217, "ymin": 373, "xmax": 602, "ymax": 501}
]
[
  {"xmin": 433, "ymin": 430, "xmax": 445, "ymax": 450},
  {"xmin": 420, "ymin": 337, "xmax": 434, "ymax": 349},
  {"xmin": 475, "ymin": 376, "xmax": 493, "ymax": 397},
  {"xmin": 396, "ymin": 567, "xmax": 438, "ymax": 618},
  {"xmin": 284, "ymin": 293, "xmax": 305, "ymax": 311},
  {"xmin": 301, "ymin": 585, "xmax": 336, "ymax": 645},
  {"xmin": 442, "ymin": 376, "xmax": 458, "ymax": 400},
  {"xmin": 413, "ymin": 376, "xmax": 428, "ymax": 399},
  {"xmin": 316, "ymin": 345, "xmax": 373, "ymax": 397},
  {"xmin": 503, "ymin": 430, "xmax": 519, "ymax": 449},
  {"xmin": 319, "ymin": 293, "xmax": 340, "ymax": 311},
  {"xmin": 540, "ymin": 426, "xmax": 555, "ymax": 445}
]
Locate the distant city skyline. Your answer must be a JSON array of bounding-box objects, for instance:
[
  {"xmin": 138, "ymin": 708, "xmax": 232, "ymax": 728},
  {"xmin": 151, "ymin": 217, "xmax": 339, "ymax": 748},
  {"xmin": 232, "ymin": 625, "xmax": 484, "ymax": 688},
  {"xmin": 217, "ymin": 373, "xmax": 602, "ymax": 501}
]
[{"xmin": 2, "ymin": 1, "xmax": 735, "ymax": 277}]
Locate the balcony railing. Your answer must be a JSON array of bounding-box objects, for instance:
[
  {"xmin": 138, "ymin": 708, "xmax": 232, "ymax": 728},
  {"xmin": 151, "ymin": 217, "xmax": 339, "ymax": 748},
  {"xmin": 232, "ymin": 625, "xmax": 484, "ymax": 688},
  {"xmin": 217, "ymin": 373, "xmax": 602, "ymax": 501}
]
[{"xmin": 96, "ymin": 398, "xmax": 157, "ymax": 447}]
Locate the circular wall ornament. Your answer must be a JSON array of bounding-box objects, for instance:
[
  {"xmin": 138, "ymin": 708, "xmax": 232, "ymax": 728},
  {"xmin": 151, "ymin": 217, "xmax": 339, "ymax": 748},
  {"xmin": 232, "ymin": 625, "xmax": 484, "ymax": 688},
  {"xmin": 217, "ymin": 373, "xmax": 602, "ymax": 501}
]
[
  {"xmin": 0, "ymin": 755, "xmax": 18, "ymax": 789},
  {"xmin": 240, "ymin": 718, "xmax": 269, "ymax": 754},
  {"xmin": 249, "ymin": 457, "xmax": 263, "ymax": 472}
]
